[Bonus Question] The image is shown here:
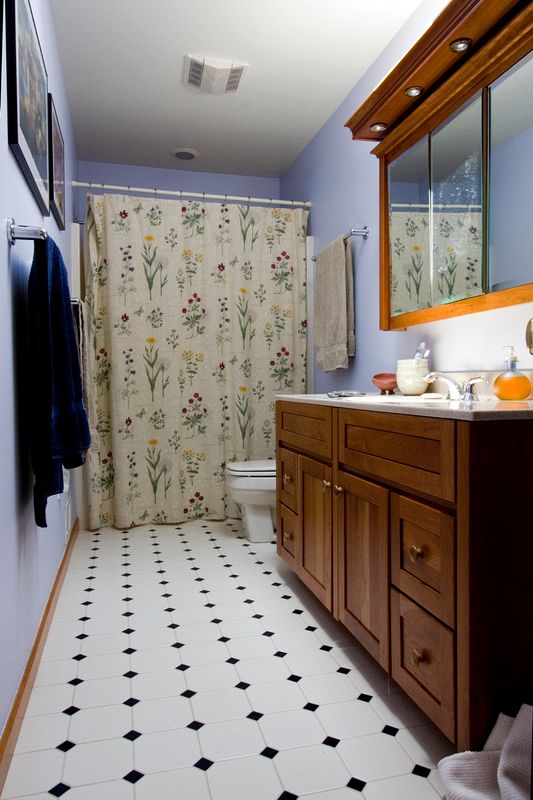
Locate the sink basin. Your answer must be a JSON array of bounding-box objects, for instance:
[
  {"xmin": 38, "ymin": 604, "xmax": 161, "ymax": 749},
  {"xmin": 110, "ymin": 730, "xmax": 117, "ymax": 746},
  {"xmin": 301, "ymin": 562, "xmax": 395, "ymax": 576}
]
[{"xmin": 338, "ymin": 393, "xmax": 448, "ymax": 403}]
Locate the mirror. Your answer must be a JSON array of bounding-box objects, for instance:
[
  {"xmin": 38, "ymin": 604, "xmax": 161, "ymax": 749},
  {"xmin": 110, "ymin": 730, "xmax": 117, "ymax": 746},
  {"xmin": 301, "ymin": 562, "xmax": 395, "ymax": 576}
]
[
  {"xmin": 489, "ymin": 50, "xmax": 533, "ymax": 292},
  {"xmin": 365, "ymin": 2, "xmax": 533, "ymax": 329},
  {"xmin": 389, "ymin": 95, "xmax": 484, "ymax": 318}
]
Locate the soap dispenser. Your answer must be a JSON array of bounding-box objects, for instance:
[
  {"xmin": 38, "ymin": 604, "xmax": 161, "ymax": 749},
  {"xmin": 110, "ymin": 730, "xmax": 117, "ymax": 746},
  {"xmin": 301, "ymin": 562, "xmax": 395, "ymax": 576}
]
[{"xmin": 493, "ymin": 346, "xmax": 531, "ymax": 400}]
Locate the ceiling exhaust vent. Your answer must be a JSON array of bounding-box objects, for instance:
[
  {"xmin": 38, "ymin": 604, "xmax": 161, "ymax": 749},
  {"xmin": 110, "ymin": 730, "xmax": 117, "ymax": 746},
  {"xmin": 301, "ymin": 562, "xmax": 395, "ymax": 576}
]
[{"xmin": 184, "ymin": 56, "xmax": 248, "ymax": 94}]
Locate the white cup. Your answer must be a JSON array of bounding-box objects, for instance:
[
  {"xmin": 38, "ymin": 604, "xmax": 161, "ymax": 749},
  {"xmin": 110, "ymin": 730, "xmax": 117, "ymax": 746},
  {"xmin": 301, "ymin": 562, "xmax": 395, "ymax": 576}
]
[{"xmin": 396, "ymin": 358, "xmax": 429, "ymax": 395}]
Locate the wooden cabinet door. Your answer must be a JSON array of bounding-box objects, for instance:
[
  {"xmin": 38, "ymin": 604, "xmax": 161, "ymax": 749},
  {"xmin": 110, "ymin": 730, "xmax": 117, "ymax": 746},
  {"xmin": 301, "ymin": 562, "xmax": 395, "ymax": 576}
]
[
  {"xmin": 297, "ymin": 454, "xmax": 333, "ymax": 610},
  {"xmin": 336, "ymin": 469, "xmax": 389, "ymax": 669}
]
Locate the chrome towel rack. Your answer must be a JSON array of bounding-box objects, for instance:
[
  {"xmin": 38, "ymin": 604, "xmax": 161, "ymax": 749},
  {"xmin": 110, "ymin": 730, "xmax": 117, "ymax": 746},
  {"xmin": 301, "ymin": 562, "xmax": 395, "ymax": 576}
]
[
  {"xmin": 311, "ymin": 226, "xmax": 369, "ymax": 261},
  {"xmin": 6, "ymin": 218, "xmax": 48, "ymax": 246}
]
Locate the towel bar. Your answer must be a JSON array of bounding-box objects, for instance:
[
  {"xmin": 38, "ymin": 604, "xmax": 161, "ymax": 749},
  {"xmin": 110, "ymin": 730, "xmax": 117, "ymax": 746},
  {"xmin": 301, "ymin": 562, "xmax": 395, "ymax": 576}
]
[
  {"xmin": 311, "ymin": 226, "xmax": 369, "ymax": 261},
  {"xmin": 6, "ymin": 218, "xmax": 48, "ymax": 246}
]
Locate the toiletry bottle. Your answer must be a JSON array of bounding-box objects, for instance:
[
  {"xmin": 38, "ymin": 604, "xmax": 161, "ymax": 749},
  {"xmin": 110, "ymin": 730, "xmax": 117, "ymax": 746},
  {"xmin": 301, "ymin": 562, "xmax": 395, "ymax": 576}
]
[{"xmin": 493, "ymin": 346, "xmax": 531, "ymax": 400}]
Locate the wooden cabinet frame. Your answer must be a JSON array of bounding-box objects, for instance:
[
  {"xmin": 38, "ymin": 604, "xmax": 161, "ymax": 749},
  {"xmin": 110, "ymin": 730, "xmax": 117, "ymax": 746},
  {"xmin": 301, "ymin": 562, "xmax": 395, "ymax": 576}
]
[{"xmin": 346, "ymin": 0, "xmax": 533, "ymax": 329}]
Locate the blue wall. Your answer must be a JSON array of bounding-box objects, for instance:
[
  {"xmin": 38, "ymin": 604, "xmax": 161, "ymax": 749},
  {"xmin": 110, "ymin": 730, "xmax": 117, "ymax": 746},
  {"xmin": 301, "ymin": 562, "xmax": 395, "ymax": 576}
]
[
  {"xmin": 281, "ymin": 0, "xmax": 533, "ymax": 387},
  {"xmin": 0, "ymin": 0, "xmax": 78, "ymax": 730},
  {"xmin": 74, "ymin": 161, "xmax": 280, "ymax": 222}
]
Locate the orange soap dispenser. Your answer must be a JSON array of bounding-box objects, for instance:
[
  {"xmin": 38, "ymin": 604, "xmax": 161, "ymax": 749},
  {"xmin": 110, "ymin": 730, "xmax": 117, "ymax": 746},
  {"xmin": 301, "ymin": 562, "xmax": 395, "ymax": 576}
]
[{"xmin": 493, "ymin": 346, "xmax": 532, "ymax": 400}]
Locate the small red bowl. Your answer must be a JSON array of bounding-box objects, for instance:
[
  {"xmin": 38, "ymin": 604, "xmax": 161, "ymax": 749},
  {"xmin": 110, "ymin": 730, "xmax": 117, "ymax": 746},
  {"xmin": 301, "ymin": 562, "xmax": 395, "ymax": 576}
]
[{"xmin": 372, "ymin": 373, "xmax": 397, "ymax": 395}]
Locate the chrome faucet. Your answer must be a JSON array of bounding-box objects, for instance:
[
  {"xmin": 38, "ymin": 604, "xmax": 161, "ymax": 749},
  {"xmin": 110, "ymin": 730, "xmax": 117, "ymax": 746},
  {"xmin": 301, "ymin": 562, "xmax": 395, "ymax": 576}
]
[{"xmin": 424, "ymin": 372, "xmax": 488, "ymax": 401}]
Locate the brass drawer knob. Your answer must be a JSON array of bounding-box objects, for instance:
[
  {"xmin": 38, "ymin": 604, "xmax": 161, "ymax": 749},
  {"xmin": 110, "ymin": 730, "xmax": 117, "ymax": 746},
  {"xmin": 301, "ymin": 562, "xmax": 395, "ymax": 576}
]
[
  {"xmin": 408, "ymin": 544, "xmax": 424, "ymax": 563},
  {"xmin": 334, "ymin": 484, "xmax": 343, "ymax": 495},
  {"xmin": 410, "ymin": 648, "xmax": 426, "ymax": 667},
  {"xmin": 283, "ymin": 473, "xmax": 293, "ymax": 484},
  {"xmin": 322, "ymin": 480, "xmax": 331, "ymax": 491}
]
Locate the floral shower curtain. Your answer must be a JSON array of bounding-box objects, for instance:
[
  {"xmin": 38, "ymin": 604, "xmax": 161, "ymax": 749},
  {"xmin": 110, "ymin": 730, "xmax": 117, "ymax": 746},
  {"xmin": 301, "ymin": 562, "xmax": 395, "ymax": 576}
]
[{"xmin": 84, "ymin": 193, "xmax": 308, "ymax": 529}]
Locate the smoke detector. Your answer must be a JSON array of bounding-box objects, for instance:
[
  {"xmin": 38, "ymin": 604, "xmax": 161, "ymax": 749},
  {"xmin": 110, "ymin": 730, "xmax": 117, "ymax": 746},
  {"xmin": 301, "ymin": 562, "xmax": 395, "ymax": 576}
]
[{"xmin": 184, "ymin": 55, "xmax": 248, "ymax": 94}]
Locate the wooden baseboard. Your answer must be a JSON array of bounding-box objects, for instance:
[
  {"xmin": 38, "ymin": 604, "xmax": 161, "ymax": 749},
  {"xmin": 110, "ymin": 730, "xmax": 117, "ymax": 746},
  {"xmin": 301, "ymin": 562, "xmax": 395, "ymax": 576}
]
[{"xmin": 0, "ymin": 518, "xmax": 80, "ymax": 793}]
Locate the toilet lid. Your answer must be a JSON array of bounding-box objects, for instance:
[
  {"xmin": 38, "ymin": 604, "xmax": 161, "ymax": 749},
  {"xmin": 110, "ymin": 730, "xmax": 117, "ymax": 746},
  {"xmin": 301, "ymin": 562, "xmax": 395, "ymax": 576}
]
[{"xmin": 226, "ymin": 459, "xmax": 276, "ymax": 477}]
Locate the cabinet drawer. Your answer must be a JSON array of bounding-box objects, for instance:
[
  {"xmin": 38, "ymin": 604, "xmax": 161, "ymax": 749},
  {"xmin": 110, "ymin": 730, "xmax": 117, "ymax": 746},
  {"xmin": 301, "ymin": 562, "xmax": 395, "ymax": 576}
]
[
  {"xmin": 391, "ymin": 494, "xmax": 455, "ymax": 626},
  {"xmin": 277, "ymin": 401, "xmax": 332, "ymax": 461},
  {"xmin": 391, "ymin": 589, "xmax": 455, "ymax": 741},
  {"xmin": 277, "ymin": 504, "xmax": 298, "ymax": 569},
  {"xmin": 338, "ymin": 409, "xmax": 455, "ymax": 501},
  {"xmin": 277, "ymin": 447, "xmax": 298, "ymax": 512}
]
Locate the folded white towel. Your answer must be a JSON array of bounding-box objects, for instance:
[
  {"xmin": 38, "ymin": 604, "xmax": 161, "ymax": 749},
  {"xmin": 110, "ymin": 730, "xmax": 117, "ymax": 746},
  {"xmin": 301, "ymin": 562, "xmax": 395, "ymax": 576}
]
[
  {"xmin": 438, "ymin": 705, "xmax": 532, "ymax": 800},
  {"xmin": 313, "ymin": 236, "xmax": 355, "ymax": 372}
]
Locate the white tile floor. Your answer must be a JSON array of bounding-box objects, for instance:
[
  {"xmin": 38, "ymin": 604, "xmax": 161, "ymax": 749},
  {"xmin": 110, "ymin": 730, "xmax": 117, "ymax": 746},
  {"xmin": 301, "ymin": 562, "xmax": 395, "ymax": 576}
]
[{"xmin": 1, "ymin": 520, "xmax": 455, "ymax": 799}]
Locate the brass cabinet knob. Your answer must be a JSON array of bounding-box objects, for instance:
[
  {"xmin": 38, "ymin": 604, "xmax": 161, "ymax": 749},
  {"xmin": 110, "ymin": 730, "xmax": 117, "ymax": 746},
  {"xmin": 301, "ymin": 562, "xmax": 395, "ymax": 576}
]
[
  {"xmin": 283, "ymin": 473, "xmax": 293, "ymax": 484},
  {"xmin": 283, "ymin": 531, "xmax": 293, "ymax": 542},
  {"xmin": 410, "ymin": 648, "xmax": 426, "ymax": 667},
  {"xmin": 322, "ymin": 480, "xmax": 331, "ymax": 491},
  {"xmin": 408, "ymin": 544, "xmax": 424, "ymax": 563},
  {"xmin": 334, "ymin": 484, "xmax": 343, "ymax": 495}
]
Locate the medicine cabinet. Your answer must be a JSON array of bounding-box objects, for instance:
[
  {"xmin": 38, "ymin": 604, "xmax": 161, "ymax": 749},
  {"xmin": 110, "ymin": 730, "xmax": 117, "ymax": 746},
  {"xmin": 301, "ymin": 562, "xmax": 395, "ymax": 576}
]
[{"xmin": 346, "ymin": 0, "xmax": 533, "ymax": 330}]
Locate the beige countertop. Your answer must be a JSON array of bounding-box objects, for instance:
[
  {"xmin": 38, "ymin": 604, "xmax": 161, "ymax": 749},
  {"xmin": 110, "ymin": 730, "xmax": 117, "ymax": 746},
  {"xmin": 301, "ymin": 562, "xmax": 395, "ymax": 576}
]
[{"xmin": 276, "ymin": 393, "xmax": 533, "ymax": 420}]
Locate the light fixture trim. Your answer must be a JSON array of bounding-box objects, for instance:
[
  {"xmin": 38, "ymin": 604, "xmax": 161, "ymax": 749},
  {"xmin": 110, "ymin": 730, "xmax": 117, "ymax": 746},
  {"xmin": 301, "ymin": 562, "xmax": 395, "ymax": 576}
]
[
  {"xmin": 370, "ymin": 122, "xmax": 389, "ymax": 132},
  {"xmin": 404, "ymin": 85, "xmax": 423, "ymax": 98},
  {"xmin": 171, "ymin": 148, "xmax": 199, "ymax": 161},
  {"xmin": 449, "ymin": 37, "xmax": 472, "ymax": 53}
]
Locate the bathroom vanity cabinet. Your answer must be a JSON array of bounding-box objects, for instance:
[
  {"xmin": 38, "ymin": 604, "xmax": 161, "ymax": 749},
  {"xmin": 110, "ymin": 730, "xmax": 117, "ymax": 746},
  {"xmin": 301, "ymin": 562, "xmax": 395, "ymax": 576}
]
[{"xmin": 276, "ymin": 398, "xmax": 533, "ymax": 750}]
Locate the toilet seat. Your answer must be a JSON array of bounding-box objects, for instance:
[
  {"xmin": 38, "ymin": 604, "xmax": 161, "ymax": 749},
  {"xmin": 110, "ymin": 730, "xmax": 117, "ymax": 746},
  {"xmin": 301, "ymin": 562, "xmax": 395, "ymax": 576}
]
[{"xmin": 226, "ymin": 459, "xmax": 275, "ymax": 478}]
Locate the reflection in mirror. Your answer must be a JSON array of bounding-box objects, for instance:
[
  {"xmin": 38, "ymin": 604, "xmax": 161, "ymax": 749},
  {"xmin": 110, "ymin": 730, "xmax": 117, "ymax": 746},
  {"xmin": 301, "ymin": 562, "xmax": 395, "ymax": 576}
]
[
  {"xmin": 388, "ymin": 138, "xmax": 430, "ymax": 315},
  {"xmin": 489, "ymin": 51, "xmax": 533, "ymax": 292},
  {"xmin": 431, "ymin": 94, "xmax": 483, "ymax": 305}
]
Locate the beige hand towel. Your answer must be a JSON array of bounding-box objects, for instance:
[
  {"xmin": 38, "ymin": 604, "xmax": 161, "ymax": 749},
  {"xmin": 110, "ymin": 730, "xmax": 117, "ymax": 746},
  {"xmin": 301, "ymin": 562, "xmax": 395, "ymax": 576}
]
[{"xmin": 314, "ymin": 236, "xmax": 355, "ymax": 372}]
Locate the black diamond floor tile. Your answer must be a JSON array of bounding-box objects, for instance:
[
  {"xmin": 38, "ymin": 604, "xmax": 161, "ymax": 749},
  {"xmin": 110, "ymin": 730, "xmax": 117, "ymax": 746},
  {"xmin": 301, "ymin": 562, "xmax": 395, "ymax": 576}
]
[
  {"xmin": 123, "ymin": 770, "xmax": 144, "ymax": 784},
  {"xmin": 123, "ymin": 697, "xmax": 140, "ymax": 707},
  {"xmin": 304, "ymin": 702, "xmax": 319, "ymax": 712},
  {"xmin": 68, "ymin": 678, "xmax": 83, "ymax": 686},
  {"xmin": 347, "ymin": 776, "xmax": 366, "ymax": 791},
  {"xmin": 187, "ymin": 720, "xmax": 204, "ymax": 730},
  {"xmin": 62, "ymin": 706, "xmax": 80, "ymax": 716},
  {"xmin": 123, "ymin": 730, "xmax": 142, "ymax": 741},
  {"xmin": 278, "ymin": 792, "xmax": 298, "ymax": 800},
  {"xmin": 194, "ymin": 757, "xmax": 214, "ymax": 771},
  {"xmin": 412, "ymin": 764, "xmax": 432, "ymax": 778},
  {"xmin": 323, "ymin": 736, "xmax": 340, "ymax": 747},
  {"xmin": 247, "ymin": 710, "xmax": 263, "ymax": 721},
  {"xmin": 261, "ymin": 746, "xmax": 278, "ymax": 759},
  {"xmin": 382, "ymin": 724, "xmax": 399, "ymax": 736},
  {"xmin": 49, "ymin": 783, "xmax": 71, "ymax": 797},
  {"xmin": 56, "ymin": 740, "xmax": 76, "ymax": 752},
  {"xmin": 358, "ymin": 693, "xmax": 372, "ymax": 702}
]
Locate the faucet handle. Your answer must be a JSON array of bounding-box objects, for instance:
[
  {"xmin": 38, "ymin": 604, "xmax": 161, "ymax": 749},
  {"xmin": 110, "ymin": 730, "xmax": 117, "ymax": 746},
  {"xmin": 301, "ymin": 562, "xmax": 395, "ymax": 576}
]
[{"xmin": 463, "ymin": 375, "xmax": 488, "ymax": 401}]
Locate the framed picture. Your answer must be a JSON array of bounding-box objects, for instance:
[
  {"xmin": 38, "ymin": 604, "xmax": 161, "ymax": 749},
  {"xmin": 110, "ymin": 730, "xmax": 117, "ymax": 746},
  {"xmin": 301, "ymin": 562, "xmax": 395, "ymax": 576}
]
[
  {"xmin": 0, "ymin": 1, "xmax": 3, "ymax": 112},
  {"xmin": 6, "ymin": 0, "xmax": 49, "ymax": 214},
  {"xmin": 48, "ymin": 94, "xmax": 65, "ymax": 229}
]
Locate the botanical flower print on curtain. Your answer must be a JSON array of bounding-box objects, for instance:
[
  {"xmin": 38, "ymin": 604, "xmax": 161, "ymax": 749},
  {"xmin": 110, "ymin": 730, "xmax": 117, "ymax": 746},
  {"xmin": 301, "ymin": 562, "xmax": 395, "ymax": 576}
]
[
  {"xmin": 390, "ymin": 209, "xmax": 482, "ymax": 316},
  {"xmin": 84, "ymin": 193, "xmax": 308, "ymax": 529}
]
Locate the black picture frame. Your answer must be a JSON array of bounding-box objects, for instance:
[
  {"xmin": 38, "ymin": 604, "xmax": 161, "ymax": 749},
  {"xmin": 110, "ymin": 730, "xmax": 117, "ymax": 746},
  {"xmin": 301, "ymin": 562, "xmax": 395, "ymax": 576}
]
[
  {"xmin": 0, "ymin": 1, "xmax": 3, "ymax": 112},
  {"xmin": 48, "ymin": 94, "xmax": 65, "ymax": 230},
  {"xmin": 6, "ymin": 0, "xmax": 49, "ymax": 215}
]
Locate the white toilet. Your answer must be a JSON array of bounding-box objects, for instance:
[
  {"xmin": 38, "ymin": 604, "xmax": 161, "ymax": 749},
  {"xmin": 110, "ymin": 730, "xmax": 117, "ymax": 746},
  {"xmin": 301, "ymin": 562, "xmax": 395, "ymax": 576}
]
[{"xmin": 226, "ymin": 459, "xmax": 276, "ymax": 542}]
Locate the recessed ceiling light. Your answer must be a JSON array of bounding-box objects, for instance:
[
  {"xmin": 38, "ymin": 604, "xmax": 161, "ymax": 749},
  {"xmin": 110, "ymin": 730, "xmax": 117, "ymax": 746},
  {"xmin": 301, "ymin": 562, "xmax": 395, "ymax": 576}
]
[
  {"xmin": 404, "ymin": 86, "xmax": 423, "ymax": 98},
  {"xmin": 171, "ymin": 148, "xmax": 199, "ymax": 161},
  {"xmin": 449, "ymin": 37, "xmax": 472, "ymax": 53},
  {"xmin": 370, "ymin": 122, "xmax": 388, "ymax": 132}
]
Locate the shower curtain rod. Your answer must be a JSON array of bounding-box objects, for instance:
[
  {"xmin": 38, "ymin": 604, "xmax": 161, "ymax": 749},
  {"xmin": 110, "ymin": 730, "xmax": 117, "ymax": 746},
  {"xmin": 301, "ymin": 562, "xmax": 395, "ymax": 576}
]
[{"xmin": 72, "ymin": 181, "xmax": 311, "ymax": 208}]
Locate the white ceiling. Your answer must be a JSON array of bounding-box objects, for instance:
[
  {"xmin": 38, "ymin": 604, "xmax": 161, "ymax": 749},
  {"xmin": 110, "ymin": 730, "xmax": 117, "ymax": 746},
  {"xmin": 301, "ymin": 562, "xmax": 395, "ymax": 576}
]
[{"xmin": 49, "ymin": 0, "xmax": 426, "ymax": 177}]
